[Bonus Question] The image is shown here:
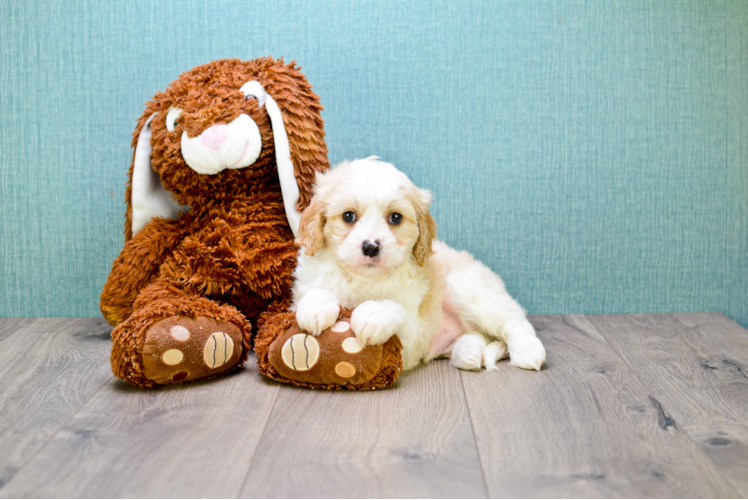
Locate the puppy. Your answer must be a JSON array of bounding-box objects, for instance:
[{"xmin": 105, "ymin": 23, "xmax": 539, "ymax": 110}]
[{"xmin": 292, "ymin": 157, "xmax": 546, "ymax": 372}]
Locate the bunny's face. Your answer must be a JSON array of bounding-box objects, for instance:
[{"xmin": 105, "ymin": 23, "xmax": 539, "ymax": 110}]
[
  {"xmin": 146, "ymin": 60, "xmax": 284, "ymax": 204},
  {"xmin": 126, "ymin": 58, "xmax": 329, "ymax": 240}
]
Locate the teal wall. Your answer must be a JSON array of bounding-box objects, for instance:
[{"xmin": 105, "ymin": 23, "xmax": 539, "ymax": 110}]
[{"xmin": 1, "ymin": 1, "xmax": 746, "ymax": 328}]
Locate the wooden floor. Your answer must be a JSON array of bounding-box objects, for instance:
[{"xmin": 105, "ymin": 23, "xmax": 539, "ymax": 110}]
[{"xmin": 0, "ymin": 313, "xmax": 747, "ymax": 498}]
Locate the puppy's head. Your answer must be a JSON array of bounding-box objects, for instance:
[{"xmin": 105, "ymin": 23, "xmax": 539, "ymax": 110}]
[{"xmin": 297, "ymin": 157, "xmax": 437, "ymax": 277}]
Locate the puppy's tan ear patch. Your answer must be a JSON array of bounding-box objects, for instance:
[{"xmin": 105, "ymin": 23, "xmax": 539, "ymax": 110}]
[
  {"xmin": 412, "ymin": 189, "xmax": 437, "ymax": 267},
  {"xmin": 296, "ymin": 195, "xmax": 326, "ymax": 256}
]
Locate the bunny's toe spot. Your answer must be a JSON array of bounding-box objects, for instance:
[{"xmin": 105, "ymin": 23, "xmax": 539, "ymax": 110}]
[
  {"xmin": 332, "ymin": 321, "xmax": 350, "ymax": 333},
  {"xmin": 342, "ymin": 337, "xmax": 363, "ymax": 354},
  {"xmin": 162, "ymin": 349, "xmax": 184, "ymax": 365},
  {"xmin": 335, "ymin": 362, "xmax": 356, "ymax": 378},
  {"xmin": 170, "ymin": 325, "xmax": 190, "ymax": 341}
]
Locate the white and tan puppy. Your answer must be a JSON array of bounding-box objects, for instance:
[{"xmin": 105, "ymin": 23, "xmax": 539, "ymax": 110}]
[{"xmin": 292, "ymin": 157, "xmax": 546, "ymax": 372}]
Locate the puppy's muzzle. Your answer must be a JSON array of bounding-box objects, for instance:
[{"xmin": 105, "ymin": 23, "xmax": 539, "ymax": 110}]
[{"xmin": 361, "ymin": 240, "xmax": 381, "ymax": 257}]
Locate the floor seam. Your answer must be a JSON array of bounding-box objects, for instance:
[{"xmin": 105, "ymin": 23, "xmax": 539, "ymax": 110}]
[
  {"xmin": 459, "ymin": 369, "xmax": 491, "ymax": 499},
  {"xmin": 233, "ymin": 382, "xmax": 282, "ymax": 499}
]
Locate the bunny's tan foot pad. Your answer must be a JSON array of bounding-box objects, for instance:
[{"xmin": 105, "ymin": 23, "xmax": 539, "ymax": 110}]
[
  {"xmin": 142, "ymin": 316, "xmax": 243, "ymax": 385},
  {"xmin": 255, "ymin": 310, "xmax": 403, "ymax": 390}
]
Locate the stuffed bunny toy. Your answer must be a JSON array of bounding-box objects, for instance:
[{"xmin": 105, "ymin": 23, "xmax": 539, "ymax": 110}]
[{"xmin": 101, "ymin": 58, "xmax": 328, "ymax": 387}]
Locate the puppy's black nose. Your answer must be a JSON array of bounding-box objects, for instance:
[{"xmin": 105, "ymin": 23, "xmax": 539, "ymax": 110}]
[{"xmin": 361, "ymin": 240, "xmax": 380, "ymax": 257}]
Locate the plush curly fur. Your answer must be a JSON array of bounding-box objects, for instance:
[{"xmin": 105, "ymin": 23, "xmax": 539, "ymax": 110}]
[{"xmin": 101, "ymin": 58, "xmax": 328, "ymax": 387}]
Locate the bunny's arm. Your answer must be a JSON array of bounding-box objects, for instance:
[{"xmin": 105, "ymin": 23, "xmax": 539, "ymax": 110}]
[
  {"xmin": 155, "ymin": 197, "xmax": 298, "ymax": 316},
  {"xmin": 100, "ymin": 217, "xmax": 190, "ymax": 325}
]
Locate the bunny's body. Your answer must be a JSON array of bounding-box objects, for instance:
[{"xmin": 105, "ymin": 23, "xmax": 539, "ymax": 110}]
[{"xmin": 102, "ymin": 58, "xmax": 328, "ymax": 386}]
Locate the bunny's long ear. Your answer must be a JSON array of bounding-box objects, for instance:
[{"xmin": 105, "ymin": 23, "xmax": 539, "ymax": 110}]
[
  {"xmin": 274, "ymin": 65, "xmax": 329, "ymax": 232},
  {"xmin": 124, "ymin": 112, "xmax": 189, "ymax": 240},
  {"xmin": 241, "ymin": 62, "xmax": 329, "ymax": 237}
]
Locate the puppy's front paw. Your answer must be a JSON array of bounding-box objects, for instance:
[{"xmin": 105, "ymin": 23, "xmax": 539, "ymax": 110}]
[
  {"xmin": 295, "ymin": 289, "xmax": 340, "ymax": 335},
  {"xmin": 508, "ymin": 336, "xmax": 546, "ymax": 371},
  {"xmin": 351, "ymin": 300, "xmax": 406, "ymax": 346}
]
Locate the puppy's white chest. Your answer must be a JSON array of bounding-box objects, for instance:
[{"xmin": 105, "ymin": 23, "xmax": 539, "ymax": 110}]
[
  {"xmin": 294, "ymin": 250, "xmax": 430, "ymax": 315},
  {"xmin": 338, "ymin": 275, "xmax": 428, "ymax": 314}
]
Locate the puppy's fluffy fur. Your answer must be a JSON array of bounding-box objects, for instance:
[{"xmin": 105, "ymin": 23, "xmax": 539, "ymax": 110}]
[{"xmin": 292, "ymin": 158, "xmax": 546, "ymax": 372}]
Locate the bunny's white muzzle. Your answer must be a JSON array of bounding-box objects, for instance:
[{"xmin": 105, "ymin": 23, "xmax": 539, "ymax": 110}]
[{"xmin": 180, "ymin": 114, "xmax": 262, "ymax": 175}]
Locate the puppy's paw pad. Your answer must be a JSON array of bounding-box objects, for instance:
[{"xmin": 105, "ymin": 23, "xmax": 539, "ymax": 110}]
[{"xmin": 508, "ymin": 337, "xmax": 546, "ymax": 371}]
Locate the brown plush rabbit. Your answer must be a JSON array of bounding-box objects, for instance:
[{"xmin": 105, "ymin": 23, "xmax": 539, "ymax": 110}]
[{"xmin": 101, "ymin": 58, "xmax": 328, "ymax": 387}]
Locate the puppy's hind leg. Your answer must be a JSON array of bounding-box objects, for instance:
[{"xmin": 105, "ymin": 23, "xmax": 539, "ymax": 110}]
[
  {"xmin": 449, "ymin": 333, "xmax": 508, "ymax": 371},
  {"xmin": 482, "ymin": 341, "xmax": 509, "ymax": 372},
  {"xmin": 450, "ymin": 332, "xmax": 487, "ymax": 371},
  {"xmin": 443, "ymin": 249, "xmax": 546, "ymax": 371}
]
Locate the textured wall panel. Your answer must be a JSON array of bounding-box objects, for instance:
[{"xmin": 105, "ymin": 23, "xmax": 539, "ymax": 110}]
[{"xmin": 1, "ymin": 0, "xmax": 746, "ymax": 327}]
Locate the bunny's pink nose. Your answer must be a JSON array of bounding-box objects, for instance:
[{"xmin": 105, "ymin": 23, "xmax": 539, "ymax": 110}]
[{"xmin": 200, "ymin": 124, "xmax": 228, "ymax": 151}]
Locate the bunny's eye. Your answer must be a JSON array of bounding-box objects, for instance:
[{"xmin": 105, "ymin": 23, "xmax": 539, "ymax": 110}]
[
  {"xmin": 165, "ymin": 107, "xmax": 183, "ymax": 133},
  {"xmin": 239, "ymin": 81, "xmax": 267, "ymax": 107}
]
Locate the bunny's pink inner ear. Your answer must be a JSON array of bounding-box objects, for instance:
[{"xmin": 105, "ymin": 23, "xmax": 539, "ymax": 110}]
[{"xmin": 130, "ymin": 113, "xmax": 190, "ymax": 236}]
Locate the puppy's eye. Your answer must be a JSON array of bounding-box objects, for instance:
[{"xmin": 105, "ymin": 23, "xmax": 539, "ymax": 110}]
[
  {"xmin": 388, "ymin": 213, "xmax": 403, "ymax": 225},
  {"xmin": 165, "ymin": 107, "xmax": 183, "ymax": 133},
  {"xmin": 342, "ymin": 211, "xmax": 356, "ymax": 223},
  {"xmin": 245, "ymin": 94, "xmax": 257, "ymax": 101}
]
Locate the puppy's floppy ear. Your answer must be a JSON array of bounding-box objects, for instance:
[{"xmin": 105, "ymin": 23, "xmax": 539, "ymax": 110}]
[
  {"xmin": 295, "ymin": 189, "xmax": 326, "ymax": 256},
  {"xmin": 411, "ymin": 188, "xmax": 437, "ymax": 267}
]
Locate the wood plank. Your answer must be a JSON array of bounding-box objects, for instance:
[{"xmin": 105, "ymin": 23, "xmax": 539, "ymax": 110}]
[
  {"xmin": 240, "ymin": 360, "xmax": 486, "ymax": 498},
  {"xmin": 461, "ymin": 315, "xmax": 735, "ymax": 498},
  {"xmin": 585, "ymin": 312, "xmax": 748, "ymax": 497},
  {"xmin": 0, "ymin": 317, "xmax": 38, "ymax": 343},
  {"xmin": 0, "ymin": 318, "xmax": 112, "ymax": 489},
  {"xmin": 0, "ymin": 358, "xmax": 280, "ymax": 498}
]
